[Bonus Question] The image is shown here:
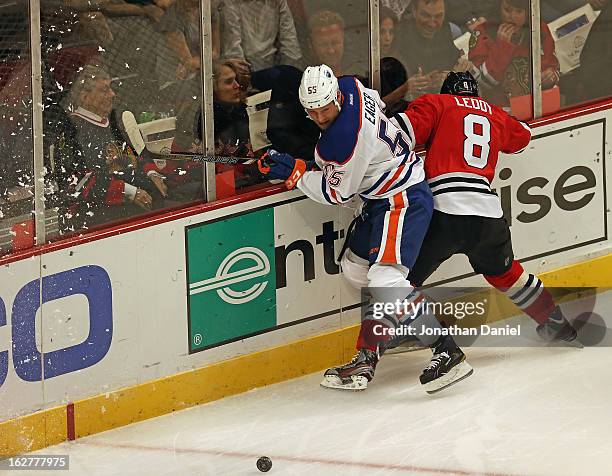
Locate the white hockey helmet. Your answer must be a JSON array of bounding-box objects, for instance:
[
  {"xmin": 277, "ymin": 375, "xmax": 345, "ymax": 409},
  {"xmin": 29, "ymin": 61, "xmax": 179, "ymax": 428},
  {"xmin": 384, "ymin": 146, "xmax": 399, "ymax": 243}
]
[{"xmin": 299, "ymin": 64, "xmax": 340, "ymax": 110}]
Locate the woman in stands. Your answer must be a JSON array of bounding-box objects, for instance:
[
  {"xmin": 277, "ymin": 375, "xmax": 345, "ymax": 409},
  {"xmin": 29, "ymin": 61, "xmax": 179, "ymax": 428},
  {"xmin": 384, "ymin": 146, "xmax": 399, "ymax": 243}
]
[{"xmin": 151, "ymin": 60, "xmax": 260, "ymax": 201}]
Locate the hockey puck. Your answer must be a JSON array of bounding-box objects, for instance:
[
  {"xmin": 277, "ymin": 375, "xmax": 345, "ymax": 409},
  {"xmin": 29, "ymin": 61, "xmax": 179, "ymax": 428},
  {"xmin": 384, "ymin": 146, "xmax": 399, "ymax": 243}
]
[{"xmin": 256, "ymin": 456, "xmax": 272, "ymax": 472}]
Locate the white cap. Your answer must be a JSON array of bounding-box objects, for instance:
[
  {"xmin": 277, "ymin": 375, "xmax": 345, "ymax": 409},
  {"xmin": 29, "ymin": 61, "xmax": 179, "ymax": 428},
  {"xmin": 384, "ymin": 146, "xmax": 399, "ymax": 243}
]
[{"xmin": 299, "ymin": 65, "xmax": 340, "ymax": 110}]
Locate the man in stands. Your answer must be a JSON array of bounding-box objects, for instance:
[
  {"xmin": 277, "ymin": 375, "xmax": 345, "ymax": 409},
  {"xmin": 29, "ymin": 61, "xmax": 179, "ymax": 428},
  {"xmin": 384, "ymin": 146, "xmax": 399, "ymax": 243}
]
[
  {"xmin": 56, "ymin": 65, "xmax": 155, "ymax": 231},
  {"xmin": 221, "ymin": 0, "xmax": 303, "ymax": 72},
  {"xmin": 395, "ymin": 0, "xmax": 465, "ymax": 99},
  {"xmin": 305, "ymin": 9, "xmax": 368, "ymax": 80}
]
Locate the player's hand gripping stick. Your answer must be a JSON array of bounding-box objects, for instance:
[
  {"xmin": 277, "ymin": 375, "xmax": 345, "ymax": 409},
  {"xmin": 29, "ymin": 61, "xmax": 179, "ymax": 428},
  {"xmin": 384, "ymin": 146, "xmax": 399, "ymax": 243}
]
[{"xmin": 257, "ymin": 150, "xmax": 306, "ymax": 190}]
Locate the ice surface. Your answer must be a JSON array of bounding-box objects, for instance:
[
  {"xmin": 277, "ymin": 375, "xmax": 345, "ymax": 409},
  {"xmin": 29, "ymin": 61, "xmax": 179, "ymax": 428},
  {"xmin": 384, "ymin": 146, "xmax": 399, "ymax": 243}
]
[{"xmin": 16, "ymin": 292, "xmax": 612, "ymax": 475}]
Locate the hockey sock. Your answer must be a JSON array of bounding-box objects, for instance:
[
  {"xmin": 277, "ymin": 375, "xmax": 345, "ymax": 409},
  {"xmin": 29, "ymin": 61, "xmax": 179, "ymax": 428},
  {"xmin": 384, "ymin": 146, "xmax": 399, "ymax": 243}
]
[
  {"xmin": 356, "ymin": 300, "xmax": 401, "ymax": 351},
  {"xmin": 356, "ymin": 319, "xmax": 392, "ymax": 351},
  {"xmin": 484, "ymin": 260, "xmax": 555, "ymax": 324}
]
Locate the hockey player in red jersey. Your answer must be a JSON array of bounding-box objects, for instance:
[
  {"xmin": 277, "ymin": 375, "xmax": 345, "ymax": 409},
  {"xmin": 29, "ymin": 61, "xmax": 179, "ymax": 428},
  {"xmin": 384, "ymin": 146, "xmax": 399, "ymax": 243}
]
[{"xmin": 392, "ymin": 71, "xmax": 579, "ymax": 343}]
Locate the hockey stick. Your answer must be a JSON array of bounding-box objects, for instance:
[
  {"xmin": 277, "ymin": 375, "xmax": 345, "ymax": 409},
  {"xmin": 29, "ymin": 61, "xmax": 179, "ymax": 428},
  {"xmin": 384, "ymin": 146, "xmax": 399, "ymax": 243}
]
[{"xmin": 154, "ymin": 152, "xmax": 259, "ymax": 165}]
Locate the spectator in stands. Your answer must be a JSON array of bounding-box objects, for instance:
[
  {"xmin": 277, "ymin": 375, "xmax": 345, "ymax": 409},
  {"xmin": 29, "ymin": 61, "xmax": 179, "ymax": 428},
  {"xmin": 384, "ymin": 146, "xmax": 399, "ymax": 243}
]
[
  {"xmin": 286, "ymin": 0, "xmax": 308, "ymax": 45},
  {"xmin": 173, "ymin": 60, "xmax": 307, "ymax": 157},
  {"xmin": 574, "ymin": 0, "xmax": 611, "ymax": 101},
  {"xmin": 56, "ymin": 65, "xmax": 156, "ymax": 230},
  {"xmin": 50, "ymin": 0, "xmax": 166, "ymax": 58},
  {"xmin": 95, "ymin": 0, "xmax": 166, "ymax": 22},
  {"xmin": 158, "ymin": 0, "xmax": 203, "ymax": 81},
  {"xmin": 469, "ymin": 0, "xmax": 559, "ymax": 107},
  {"xmin": 40, "ymin": 0, "xmax": 114, "ymax": 50},
  {"xmin": 255, "ymin": 64, "xmax": 320, "ymax": 162},
  {"xmin": 395, "ymin": 0, "xmax": 464, "ymax": 98},
  {"xmin": 128, "ymin": 54, "xmax": 240, "ymax": 205},
  {"xmin": 171, "ymin": 60, "xmax": 321, "ymax": 195},
  {"xmin": 305, "ymin": 9, "xmax": 369, "ymax": 79},
  {"xmin": 381, "ymin": 57, "xmax": 410, "ymax": 115},
  {"xmin": 96, "ymin": 0, "xmax": 176, "ymax": 117},
  {"xmin": 1, "ymin": 9, "xmax": 32, "ymax": 201},
  {"xmin": 0, "ymin": 63, "xmax": 32, "ymax": 207},
  {"xmin": 40, "ymin": 0, "xmax": 108, "ymax": 93},
  {"xmin": 167, "ymin": 60, "xmax": 264, "ymax": 198},
  {"xmin": 379, "ymin": 9, "xmax": 412, "ymax": 111},
  {"xmin": 305, "ymin": 9, "xmax": 344, "ymax": 76},
  {"xmin": 212, "ymin": 0, "xmax": 222, "ymax": 61},
  {"xmin": 211, "ymin": 61, "xmax": 253, "ymax": 157},
  {"xmin": 380, "ymin": 6, "xmax": 404, "ymax": 60},
  {"xmin": 221, "ymin": 0, "xmax": 303, "ymax": 72},
  {"xmin": 56, "ymin": 0, "xmax": 115, "ymax": 46}
]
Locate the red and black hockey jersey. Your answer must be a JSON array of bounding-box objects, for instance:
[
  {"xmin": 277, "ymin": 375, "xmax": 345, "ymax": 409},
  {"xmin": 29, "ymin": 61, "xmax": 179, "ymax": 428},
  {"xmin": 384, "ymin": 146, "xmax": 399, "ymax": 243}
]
[{"xmin": 393, "ymin": 93, "xmax": 531, "ymax": 217}]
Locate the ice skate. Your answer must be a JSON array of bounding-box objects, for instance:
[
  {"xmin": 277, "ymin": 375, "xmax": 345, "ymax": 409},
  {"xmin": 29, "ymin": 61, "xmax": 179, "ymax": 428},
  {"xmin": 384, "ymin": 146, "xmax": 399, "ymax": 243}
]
[
  {"xmin": 419, "ymin": 340, "xmax": 473, "ymax": 394},
  {"xmin": 320, "ymin": 348, "xmax": 379, "ymax": 391},
  {"xmin": 536, "ymin": 306, "xmax": 582, "ymax": 347}
]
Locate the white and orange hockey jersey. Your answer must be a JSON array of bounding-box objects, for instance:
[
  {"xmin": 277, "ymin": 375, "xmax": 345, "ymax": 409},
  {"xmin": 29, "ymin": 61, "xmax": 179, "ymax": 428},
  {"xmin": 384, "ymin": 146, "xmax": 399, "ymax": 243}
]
[{"xmin": 297, "ymin": 77, "xmax": 424, "ymax": 205}]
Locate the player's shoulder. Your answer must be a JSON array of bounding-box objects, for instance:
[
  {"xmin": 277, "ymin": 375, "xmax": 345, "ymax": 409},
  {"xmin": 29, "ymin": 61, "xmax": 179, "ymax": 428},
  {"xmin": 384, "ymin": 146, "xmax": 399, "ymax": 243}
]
[
  {"xmin": 425, "ymin": 94, "xmax": 466, "ymax": 115},
  {"xmin": 406, "ymin": 93, "xmax": 445, "ymax": 112},
  {"xmin": 317, "ymin": 76, "xmax": 363, "ymax": 165},
  {"xmin": 338, "ymin": 75, "xmax": 361, "ymax": 96},
  {"xmin": 413, "ymin": 93, "xmax": 439, "ymax": 103}
]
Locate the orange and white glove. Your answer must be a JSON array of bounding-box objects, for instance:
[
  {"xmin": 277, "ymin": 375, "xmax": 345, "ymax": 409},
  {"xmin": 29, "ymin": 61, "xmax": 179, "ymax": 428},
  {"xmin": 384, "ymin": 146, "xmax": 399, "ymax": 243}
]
[{"xmin": 257, "ymin": 149, "xmax": 306, "ymax": 190}]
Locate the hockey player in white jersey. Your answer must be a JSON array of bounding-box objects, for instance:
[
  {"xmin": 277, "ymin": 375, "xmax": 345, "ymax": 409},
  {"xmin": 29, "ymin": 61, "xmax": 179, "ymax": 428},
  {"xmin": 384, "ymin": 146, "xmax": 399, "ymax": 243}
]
[{"xmin": 258, "ymin": 65, "xmax": 473, "ymax": 393}]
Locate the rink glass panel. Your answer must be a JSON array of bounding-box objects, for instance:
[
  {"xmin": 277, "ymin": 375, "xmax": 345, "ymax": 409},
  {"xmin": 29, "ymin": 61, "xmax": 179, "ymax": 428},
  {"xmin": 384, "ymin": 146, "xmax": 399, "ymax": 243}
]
[
  {"xmin": 1, "ymin": 0, "xmax": 610, "ymax": 249},
  {"xmin": 39, "ymin": 0, "xmax": 206, "ymax": 239},
  {"xmin": 210, "ymin": 0, "xmax": 370, "ymax": 198},
  {"xmin": 383, "ymin": 0, "xmax": 535, "ymax": 118},
  {"xmin": 300, "ymin": 0, "xmax": 370, "ymax": 79},
  {"xmin": 0, "ymin": 2, "xmax": 35, "ymax": 258},
  {"xmin": 547, "ymin": 0, "xmax": 612, "ymax": 113}
]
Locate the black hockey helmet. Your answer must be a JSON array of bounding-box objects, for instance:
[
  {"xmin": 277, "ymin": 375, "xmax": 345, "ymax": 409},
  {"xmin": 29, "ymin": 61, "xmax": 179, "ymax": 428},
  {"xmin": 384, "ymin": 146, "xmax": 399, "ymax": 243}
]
[{"xmin": 440, "ymin": 71, "xmax": 479, "ymax": 97}]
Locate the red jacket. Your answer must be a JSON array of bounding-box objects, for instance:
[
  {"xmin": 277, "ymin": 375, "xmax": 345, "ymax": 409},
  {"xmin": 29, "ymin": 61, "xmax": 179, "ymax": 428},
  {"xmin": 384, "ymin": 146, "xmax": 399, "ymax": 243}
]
[{"xmin": 469, "ymin": 20, "xmax": 559, "ymax": 106}]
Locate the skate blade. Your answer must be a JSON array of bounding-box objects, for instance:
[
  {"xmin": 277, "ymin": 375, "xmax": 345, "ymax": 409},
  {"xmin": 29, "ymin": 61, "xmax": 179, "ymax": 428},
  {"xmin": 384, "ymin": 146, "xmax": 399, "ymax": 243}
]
[
  {"xmin": 550, "ymin": 338, "xmax": 584, "ymax": 349},
  {"xmin": 543, "ymin": 336, "xmax": 584, "ymax": 349},
  {"xmin": 569, "ymin": 339, "xmax": 584, "ymax": 349},
  {"xmin": 320, "ymin": 374, "xmax": 368, "ymax": 391},
  {"xmin": 422, "ymin": 361, "xmax": 474, "ymax": 394}
]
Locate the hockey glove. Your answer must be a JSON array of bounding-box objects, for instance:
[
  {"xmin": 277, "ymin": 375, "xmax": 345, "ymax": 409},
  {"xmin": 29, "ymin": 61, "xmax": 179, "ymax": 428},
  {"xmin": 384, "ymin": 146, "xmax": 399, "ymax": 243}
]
[{"xmin": 257, "ymin": 149, "xmax": 306, "ymax": 190}]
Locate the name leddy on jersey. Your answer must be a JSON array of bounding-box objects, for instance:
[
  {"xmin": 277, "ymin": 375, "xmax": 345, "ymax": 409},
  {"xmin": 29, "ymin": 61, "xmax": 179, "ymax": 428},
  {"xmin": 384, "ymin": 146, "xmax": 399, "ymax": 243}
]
[{"xmin": 454, "ymin": 96, "xmax": 492, "ymax": 115}]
